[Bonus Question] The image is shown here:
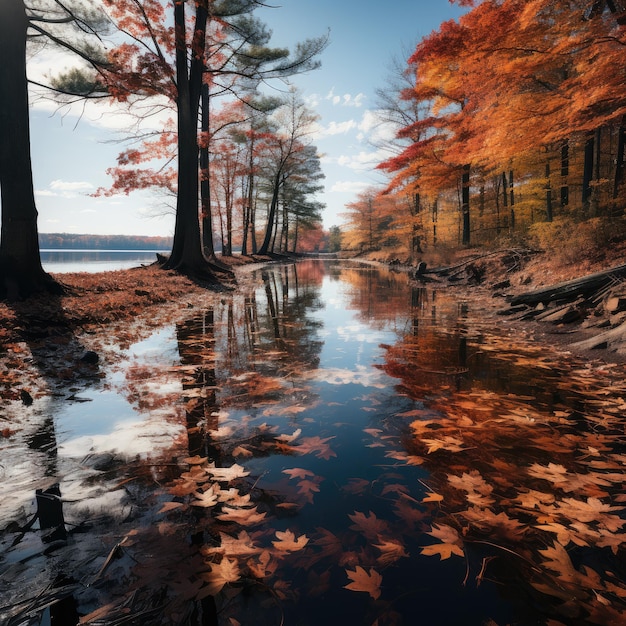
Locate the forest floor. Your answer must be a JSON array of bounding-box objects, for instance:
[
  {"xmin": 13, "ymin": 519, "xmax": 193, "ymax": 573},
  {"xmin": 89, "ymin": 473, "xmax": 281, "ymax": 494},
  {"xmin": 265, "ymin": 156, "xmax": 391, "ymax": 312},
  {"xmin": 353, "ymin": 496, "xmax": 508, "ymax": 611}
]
[{"xmin": 1, "ymin": 245, "xmax": 626, "ymax": 414}]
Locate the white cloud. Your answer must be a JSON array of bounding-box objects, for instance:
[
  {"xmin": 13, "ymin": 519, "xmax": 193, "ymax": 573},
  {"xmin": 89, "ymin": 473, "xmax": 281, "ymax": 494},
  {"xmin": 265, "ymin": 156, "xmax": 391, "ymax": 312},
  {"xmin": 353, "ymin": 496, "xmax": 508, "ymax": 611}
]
[
  {"xmin": 36, "ymin": 179, "xmax": 94, "ymax": 199},
  {"xmin": 325, "ymin": 89, "xmax": 366, "ymax": 108},
  {"xmin": 357, "ymin": 110, "xmax": 398, "ymax": 145},
  {"xmin": 51, "ymin": 180, "xmax": 93, "ymax": 191},
  {"xmin": 331, "ymin": 181, "xmax": 371, "ymax": 194},
  {"xmin": 316, "ymin": 119, "xmax": 358, "ymax": 138},
  {"xmin": 336, "ymin": 150, "xmax": 385, "ymax": 171}
]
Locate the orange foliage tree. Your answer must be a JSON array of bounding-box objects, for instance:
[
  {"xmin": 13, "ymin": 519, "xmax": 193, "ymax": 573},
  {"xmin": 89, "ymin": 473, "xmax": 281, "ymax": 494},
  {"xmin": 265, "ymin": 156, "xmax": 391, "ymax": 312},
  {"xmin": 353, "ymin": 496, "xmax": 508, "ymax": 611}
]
[{"xmin": 375, "ymin": 0, "xmax": 626, "ymax": 253}]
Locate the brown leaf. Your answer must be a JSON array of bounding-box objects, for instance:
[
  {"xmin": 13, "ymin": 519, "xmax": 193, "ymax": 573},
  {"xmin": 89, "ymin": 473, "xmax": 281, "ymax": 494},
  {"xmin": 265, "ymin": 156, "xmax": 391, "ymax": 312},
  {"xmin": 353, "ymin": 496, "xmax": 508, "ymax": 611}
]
[
  {"xmin": 344, "ymin": 566, "xmax": 382, "ymax": 599},
  {"xmin": 272, "ymin": 530, "xmax": 309, "ymax": 552},
  {"xmin": 421, "ymin": 524, "xmax": 464, "ymax": 560},
  {"xmin": 200, "ymin": 557, "xmax": 240, "ymax": 596}
]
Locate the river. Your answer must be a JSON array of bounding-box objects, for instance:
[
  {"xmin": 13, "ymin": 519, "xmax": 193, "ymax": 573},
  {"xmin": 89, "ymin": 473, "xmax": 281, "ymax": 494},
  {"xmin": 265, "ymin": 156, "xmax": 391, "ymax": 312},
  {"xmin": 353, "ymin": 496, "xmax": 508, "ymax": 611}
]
[{"xmin": 1, "ymin": 259, "xmax": 625, "ymax": 625}]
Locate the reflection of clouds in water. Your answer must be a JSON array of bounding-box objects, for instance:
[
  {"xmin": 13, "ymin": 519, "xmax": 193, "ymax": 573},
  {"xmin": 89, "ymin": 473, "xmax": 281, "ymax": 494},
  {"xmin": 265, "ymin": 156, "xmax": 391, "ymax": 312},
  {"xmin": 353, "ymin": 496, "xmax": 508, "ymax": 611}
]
[
  {"xmin": 307, "ymin": 366, "xmax": 387, "ymax": 389},
  {"xmin": 337, "ymin": 324, "xmax": 383, "ymax": 344},
  {"xmin": 59, "ymin": 415, "xmax": 184, "ymax": 459}
]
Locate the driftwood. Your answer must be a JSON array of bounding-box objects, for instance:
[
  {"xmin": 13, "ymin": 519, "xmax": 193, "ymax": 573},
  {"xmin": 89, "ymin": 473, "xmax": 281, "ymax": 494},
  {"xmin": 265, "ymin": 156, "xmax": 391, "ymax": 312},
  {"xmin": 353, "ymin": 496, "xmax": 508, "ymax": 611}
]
[
  {"xmin": 429, "ymin": 248, "xmax": 539, "ymax": 277},
  {"xmin": 510, "ymin": 263, "xmax": 626, "ymax": 307},
  {"xmin": 572, "ymin": 321, "xmax": 626, "ymax": 351}
]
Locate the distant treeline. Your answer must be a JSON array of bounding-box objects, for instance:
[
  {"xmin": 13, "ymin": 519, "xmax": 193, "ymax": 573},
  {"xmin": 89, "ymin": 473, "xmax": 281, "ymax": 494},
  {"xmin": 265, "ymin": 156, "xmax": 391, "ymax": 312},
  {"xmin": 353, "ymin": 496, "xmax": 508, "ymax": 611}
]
[{"xmin": 39, "ymin": 233, "xmax": 173, "ymax": 250}]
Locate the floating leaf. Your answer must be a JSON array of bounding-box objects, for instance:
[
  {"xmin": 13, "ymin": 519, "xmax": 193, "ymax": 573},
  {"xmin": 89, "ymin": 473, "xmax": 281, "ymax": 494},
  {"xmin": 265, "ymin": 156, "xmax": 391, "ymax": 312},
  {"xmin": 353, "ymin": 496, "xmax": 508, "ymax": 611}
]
[
  {"xmin": 272, "ymin": 530, "xmax": 309, "ymax": 552},
  {"xmin": 200, "ymin": 557, "xmax": 240, "ymax": 596},
  {"xmin": 344, "ymin": 566, "xmax": 382, "ymax": 599},
  {"xmin": 421, "ymin": 524, "xmax": 464, "ymax": 560}
]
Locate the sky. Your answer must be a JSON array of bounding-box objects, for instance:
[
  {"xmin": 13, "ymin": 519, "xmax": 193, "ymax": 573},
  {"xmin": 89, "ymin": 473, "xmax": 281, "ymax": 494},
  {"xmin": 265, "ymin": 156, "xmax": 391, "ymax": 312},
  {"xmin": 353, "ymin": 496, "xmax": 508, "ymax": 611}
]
[{"xmin": 28, "ymin": 0, "xmax": 467, "ymax": 238}]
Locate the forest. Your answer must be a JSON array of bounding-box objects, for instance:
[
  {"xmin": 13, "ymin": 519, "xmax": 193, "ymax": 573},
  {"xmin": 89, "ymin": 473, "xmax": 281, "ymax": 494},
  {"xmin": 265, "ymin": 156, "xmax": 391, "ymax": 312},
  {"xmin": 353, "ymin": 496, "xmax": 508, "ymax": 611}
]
[
  {"xmin": 3, "ymin": 1, "xmax": 626, "ymax": 298},
  {"xmin": 341, "ymin": 0, "xmax": 626, "ymax": 265}
]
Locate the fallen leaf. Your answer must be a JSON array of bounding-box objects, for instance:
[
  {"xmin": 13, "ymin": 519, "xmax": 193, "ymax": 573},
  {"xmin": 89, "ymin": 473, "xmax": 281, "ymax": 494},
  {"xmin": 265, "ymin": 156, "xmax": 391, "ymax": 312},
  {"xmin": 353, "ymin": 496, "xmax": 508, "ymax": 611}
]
[
  {"xmin": 421, "ymin": 524, "xmax": 464, "ymax": 560},
  {"xmin": 200, "ymin": 557, "xmax": 240, "ymax": 596},
  {"xmin": 272, "ymin": 530, "xmax": 309, "ymax": 552},
  {"xmin": 344, "ymin": 566, "xmax": 382, "ymax": 599},
  {"xmin": 373, "ymin": 539, "xmax": 408, "ymax": 565}
]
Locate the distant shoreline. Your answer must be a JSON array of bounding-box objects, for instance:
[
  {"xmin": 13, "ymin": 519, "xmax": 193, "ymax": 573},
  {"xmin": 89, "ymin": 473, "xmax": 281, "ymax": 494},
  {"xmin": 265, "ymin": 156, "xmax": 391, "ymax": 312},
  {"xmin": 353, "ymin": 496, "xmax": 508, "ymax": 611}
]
[{"xmin": 39, "ymin": 233, "xmax": 173, "ymax": 251}]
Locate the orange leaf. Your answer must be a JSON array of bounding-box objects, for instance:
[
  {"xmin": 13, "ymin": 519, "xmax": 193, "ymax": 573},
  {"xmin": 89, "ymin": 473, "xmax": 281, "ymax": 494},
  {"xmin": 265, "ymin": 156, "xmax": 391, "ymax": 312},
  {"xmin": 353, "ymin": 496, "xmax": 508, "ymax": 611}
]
[
  {"xmin": 271, "ymin": 530, "xmax": 309, "ymax": 552},
  {"xmin": 344, "ymin": 566, "xmax": 382, "ymax": 599}
]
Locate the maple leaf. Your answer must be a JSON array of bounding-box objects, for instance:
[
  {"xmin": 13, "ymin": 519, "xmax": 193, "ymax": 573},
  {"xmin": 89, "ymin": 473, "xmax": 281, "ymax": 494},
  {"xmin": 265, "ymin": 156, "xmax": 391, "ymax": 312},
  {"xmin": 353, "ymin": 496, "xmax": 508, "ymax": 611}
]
[
  {"xmin": 206, "ymin": 462, "xmax": 250, "ymax": 481},
  {"xmin": 232, "ymin": 445, "xmax": 253, "ymax": 458},
  {"xmin": 422, "ymin": 436, "xmax": 466, "ymax": 453},
  {"xmin": 191, "ymin": 485, "xmax": 219, "ymax": 508},
  {"xmin": 515, "ymin": 489, "xmax": 556, "ymax": 510},
  {"xmin": 344, "ymin": 566, "xmax": 383, "ymax": 600},
  {"xmin": 200, "ymin": 557, "xmax": 240, "ymax": 596},
  {"xmin": 217, "ymin": 488, "xmax": 252, "ymax": 506},
  {"xmin": 527, "ymin": 462, "xmax": 569, "ymax": 485},
  {"xmin": 159, "ymin": 501, "xmax": 184, "ymax": 513},
  {"xmin": 271, "ymin": 530, "xmax": 309, "ymax": 552},
  {"xmin": 297, "ymin": 435, "xmax": 337, "ymax": 460},
  {"xmin": 277, "ymin": 428, "xmax": 302, "ymax": 442},
  {"xmin": 538, "ymin": 542, "xmax": 579, "ymax": 585},
  {"xmin": 297, "ymin": 478, "xmax": 322, "ymax": 504},
  {"xmin": 247, "ymin": 550, "xmax": 277, "ymax": 579},
  {"xmin": 373, "ymin": 539, "xmax": 408, "ymax": 566},
  {"xmin": 348, "ymin": 510, "xmax": 390, "ymax": 541},
  {"xmin": 421, "ymin": 524, "xmax": 464, "ymax": 560},
  {"xmin": 203, "ymin": 531, "xmax": 260, "ymax": 557},
  {"xmin": 217, "ymin": 506, "xmax": 267, "ymax": 526},
  {"xmin": 282, "ymin": 467, "xmax": 315, "ymax": 480}
]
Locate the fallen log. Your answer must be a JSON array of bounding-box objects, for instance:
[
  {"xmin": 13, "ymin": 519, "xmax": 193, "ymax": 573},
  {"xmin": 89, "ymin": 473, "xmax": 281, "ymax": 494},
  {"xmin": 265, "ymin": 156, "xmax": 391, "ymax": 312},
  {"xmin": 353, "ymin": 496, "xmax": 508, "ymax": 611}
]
[
  {"xmin": 509, "ymin": 263, "xmax": 626, "ymax": 307},
  {"xmin": 571, "ymin": 320, "xmax": 626, "ymax": 352}
]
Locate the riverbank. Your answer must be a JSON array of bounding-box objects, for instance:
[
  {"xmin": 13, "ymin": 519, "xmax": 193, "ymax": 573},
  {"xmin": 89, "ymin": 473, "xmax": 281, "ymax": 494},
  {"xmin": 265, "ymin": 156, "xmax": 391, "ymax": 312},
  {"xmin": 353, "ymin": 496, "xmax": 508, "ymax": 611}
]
[{"xmin": 2, "ymin": 249, "xmax": 626, "ymax": 408}]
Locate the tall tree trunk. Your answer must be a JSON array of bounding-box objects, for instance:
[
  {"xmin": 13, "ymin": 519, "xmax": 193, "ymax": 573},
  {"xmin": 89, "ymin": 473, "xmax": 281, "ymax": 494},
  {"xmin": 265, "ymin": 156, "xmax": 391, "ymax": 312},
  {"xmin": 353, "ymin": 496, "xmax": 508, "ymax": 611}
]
[
  {"xmin": 613, "ymin": 120, "xmax": 625, "ymax": 199},
  {"xmin": 461, "ymin": 164, "xmax": 470, "ymax": 245},
  {"xmin": 561, "ymin": 139, "xmax": 569, "ymax": 207},
  {"xmin": 241, "ymin": 137, "xmax": 255, "ymax": 256},
  {"xmin": 583, "ymin": 132, "xmax": 594, "ymax": 214},
  {"xmin": 200, "ymin": 81, "xmax": 215, "ymax": 258},
  {"xmin": 0, "ymin": 0, "xmax": 60, "ymax": 299},
  {"xmin": 258, "ymin": 171, "xmax": 282, "ymax": 254},
  {"xmin": 545, "ymin": 160, "xmax": 553, "ymax": 222},
  {"xmin": 164, "ymin": 4, "xmax": 231, "ymax": 280},
  {"xmin": 508, "ymin": 169, "xmax": 515, "ymax": 229},
  {"xmin": 410, "ymin": 192, "xmax": 422, "ymax": 256}
]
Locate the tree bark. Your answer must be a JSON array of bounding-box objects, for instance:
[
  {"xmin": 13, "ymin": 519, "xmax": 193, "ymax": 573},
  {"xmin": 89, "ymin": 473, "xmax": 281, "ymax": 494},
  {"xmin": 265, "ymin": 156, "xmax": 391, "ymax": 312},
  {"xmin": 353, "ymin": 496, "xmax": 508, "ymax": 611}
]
[
  {"xmin": 164, "ymin": 3, "xmax": 230, "ymax": 280},
  {"xmin": 613, "ymin": 120, "xmax": 625, "ymax": 199},
  {"xmin": 461, "ymin": 164, "xmax": 470, "ymax": 245},
  {"xmin": 0, "ymin": 0, "xmax": 61, "ymax": 299},
  {"xmin": 258, "ymin": 171, "xmax": 282, "ymax": 254}
]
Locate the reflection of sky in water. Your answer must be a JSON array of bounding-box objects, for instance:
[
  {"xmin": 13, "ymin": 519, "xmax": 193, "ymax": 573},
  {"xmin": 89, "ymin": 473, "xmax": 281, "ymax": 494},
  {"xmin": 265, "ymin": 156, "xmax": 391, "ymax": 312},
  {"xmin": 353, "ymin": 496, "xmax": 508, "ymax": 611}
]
[
  {"xmin": 314, "ymin": 276, "xmax": 397, "ymax": 373},
  {"xmin": 54, "ymin": 326, "xmax": 184, "ymax": 458}
]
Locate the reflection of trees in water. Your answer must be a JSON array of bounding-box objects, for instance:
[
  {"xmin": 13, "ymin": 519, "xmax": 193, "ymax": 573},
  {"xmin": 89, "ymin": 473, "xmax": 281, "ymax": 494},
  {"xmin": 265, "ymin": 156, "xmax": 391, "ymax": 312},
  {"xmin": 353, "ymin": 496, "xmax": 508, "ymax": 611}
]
[
  {"xmin": 336, "ymin": 264, "xmax": 412, "ymax": 329},
  {"xmin": 378, "ymin": 288, "xmax": 626, "ymax": 623}
]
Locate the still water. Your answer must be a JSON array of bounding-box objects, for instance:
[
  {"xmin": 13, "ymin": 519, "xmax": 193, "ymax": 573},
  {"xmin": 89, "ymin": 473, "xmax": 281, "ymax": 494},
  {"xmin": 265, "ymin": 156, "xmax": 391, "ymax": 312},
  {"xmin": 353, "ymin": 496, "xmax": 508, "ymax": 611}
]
[
  {"xmin": 41, "ymin": 249, "xmax": 164, "ymax": 273},
  {"xmin": 2, "ymin": 260, "xmax": 626, "ymax": 625}
]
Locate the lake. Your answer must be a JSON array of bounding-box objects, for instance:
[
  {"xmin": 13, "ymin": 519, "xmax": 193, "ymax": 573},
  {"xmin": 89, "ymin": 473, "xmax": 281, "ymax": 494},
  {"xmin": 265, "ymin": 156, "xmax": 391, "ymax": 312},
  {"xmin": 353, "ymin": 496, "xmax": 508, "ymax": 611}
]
[
  {"xmin": 41, "ymin": 249, "xmax": 165, "ymax": 273},
  {"xmin": 1, "ymin": 259, "xmax": 626, "ymax": 625}
]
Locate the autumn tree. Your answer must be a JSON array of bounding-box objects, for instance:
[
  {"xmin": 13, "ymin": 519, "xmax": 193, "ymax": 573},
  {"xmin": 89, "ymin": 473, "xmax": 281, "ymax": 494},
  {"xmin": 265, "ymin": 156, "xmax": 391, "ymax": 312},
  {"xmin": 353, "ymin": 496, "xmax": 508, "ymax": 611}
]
[
  {"xmin": 256, "ymin": 89, "xmax": 320, "ymax": 255},
  {"xmin": 99, "ymin": 1, "xmax": 327, "ymax": 281},
  {"xmin": 0, "ymin": 0, "xmax": 110, "ymax": 299}
]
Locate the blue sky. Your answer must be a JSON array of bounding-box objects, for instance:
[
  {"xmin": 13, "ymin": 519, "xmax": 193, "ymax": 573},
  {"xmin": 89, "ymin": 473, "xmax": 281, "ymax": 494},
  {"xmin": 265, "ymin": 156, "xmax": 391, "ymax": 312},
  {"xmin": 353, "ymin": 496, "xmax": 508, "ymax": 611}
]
[{"xmin": 29, "ymin": 1, "xmax": 466, "ymax": 237}]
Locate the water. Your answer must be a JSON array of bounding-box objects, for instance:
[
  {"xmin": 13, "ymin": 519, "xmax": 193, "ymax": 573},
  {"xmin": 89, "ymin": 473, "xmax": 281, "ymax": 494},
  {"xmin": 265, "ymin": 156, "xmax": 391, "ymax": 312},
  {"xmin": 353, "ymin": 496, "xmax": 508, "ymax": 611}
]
[
  {"xmin": 40, "ymin": 249, "xmax": 166, "ymax": 273},
  {"xmin": 2, "ymin": 260, "xmax": 626, "ymax": 625}
]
